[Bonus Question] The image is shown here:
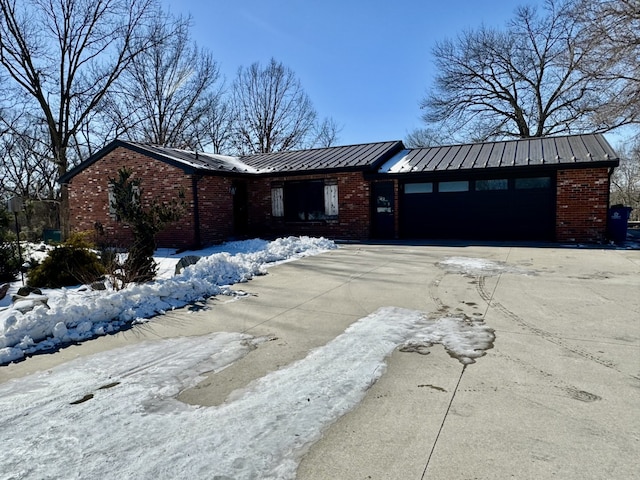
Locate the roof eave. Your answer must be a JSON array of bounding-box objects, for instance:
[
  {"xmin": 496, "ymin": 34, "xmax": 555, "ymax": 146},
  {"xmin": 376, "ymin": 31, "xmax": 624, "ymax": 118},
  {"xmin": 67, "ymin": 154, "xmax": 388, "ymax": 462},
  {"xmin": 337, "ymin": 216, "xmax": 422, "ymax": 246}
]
[
  {"xmin": 58, "ymin": 140, "xmax": 211, "ymax": 184},
  {"xmin": 364, "ymin": 159, "xmax": 620, "ymax": 180}
]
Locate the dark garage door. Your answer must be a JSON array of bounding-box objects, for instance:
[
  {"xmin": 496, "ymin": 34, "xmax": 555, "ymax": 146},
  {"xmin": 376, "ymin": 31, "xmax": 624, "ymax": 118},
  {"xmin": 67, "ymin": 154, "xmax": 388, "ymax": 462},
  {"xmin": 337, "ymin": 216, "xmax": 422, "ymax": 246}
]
[{"xmin": 400, "ymin": 177, "xmax": 555, "ymax": 241}]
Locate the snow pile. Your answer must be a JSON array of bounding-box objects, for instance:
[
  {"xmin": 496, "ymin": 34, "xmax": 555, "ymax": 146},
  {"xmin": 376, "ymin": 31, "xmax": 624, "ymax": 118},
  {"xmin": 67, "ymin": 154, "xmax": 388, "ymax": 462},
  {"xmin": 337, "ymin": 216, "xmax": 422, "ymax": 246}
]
[
  {"xmin": 0, "ymin": 236, "xmax": 336, "ymax": 364},
  {"xmin": 0, "ymin": 306, "xmax": 493, "ymax": 480},
  {"xmin": 401, "ymin": 315, "xmax": 496, "ymax": 365},
  {"xmin": 438, "ymin": 256, "xmax": 534, "ymax": 277}
]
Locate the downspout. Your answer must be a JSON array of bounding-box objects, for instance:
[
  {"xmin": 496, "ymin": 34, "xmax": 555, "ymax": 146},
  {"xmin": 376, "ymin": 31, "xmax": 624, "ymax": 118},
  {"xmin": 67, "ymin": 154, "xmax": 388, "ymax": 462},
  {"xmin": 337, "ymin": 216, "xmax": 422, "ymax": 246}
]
[{"xmin": 192, "ymin": 174, "xmax": 201, "ymax": 248}]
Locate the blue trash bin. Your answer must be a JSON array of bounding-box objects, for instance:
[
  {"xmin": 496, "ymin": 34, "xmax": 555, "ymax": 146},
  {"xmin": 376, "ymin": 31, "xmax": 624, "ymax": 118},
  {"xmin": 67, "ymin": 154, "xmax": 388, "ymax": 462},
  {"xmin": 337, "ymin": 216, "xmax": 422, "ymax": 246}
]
[{"xmin": 608, "ymin": 206, "xmax": 633, "ymax": 245}]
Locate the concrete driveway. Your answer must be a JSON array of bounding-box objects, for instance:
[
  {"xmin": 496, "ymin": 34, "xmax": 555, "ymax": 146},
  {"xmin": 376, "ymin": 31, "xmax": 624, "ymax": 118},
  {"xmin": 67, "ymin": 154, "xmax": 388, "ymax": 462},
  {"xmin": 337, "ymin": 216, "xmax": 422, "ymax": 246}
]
[{"xmin": 1, "ymin": 242, "xmax": 639, "ymax": 479}]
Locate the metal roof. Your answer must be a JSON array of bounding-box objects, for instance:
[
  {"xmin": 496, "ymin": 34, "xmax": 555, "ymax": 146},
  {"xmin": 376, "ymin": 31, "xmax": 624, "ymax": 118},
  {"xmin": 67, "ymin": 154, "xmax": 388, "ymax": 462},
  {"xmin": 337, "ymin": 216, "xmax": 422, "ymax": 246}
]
[
  {"xmin": 381, "ymin": 134, "xmax": 619, "ymax": 174},
  {"xmin": 135, "ymin": 140, "xmax": 404, "ymax": 174},
  {"xmin": 59, "ymin": 134, "xmax": 618, "ymax": 184},
  {"xmin": 124, "ymin": 142, "xmax": 259, "ymax": 173},
  {"xmin": 239, "ymin": 141, "xmax": 404, "ymax": 173}
]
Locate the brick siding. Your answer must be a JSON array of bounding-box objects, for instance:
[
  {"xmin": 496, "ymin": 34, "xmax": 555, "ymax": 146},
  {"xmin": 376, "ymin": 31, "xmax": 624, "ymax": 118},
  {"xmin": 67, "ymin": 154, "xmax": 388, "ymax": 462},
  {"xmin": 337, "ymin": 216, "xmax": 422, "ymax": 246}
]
[
  {"xmin": 67, "ymin": 147, "xmax": 198, "ymax": 249},
  {"xmin": 67, "ymin": 146, "xmax": 613, "ymax": 247},
  {"xmin": 195, "ymin": 175, "xmax": 235, "ymax": 245},
  {"xmin": 248, "ymin": 172, "xmax": 371, "ymax": 240},
  {"xmin": 556, "ymin": 168, "xmax": 611, "ymax": 243}
]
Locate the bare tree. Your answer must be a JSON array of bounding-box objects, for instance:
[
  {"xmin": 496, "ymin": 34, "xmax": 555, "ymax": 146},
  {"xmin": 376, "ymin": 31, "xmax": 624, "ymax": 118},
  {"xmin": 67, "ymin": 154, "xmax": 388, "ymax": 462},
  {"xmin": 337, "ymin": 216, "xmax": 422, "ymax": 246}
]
[
  {"xmin": 0, "ymin": 115, "xmax": 60, "ymax": 235},
  {"xmin": 194, "ymin": 94, "xmax": 235, "ymax": 154},
  {"xmin": 421, "ymin": 0, "xmax": 615, "ymax": 142},
  {"xmin": 404, "ymin": 127, "xmax": 450, "ymax": 148},
  {"xmin": 0, "ymin": 127, "xmax": 56, "ymax": 202},
  {"xmin": 575, "ymin": 0, "xmax": 640, "ymax": 130},
  {"xmin": 102, "ymin": 12, "xmax": 222, "ymax": 148},
  {"xmin": 311, "ymin": 117, "xmax": 342, "ymax": 148},
  {"xmin": 611, "ymin": 140, "xmax": 640, "ymax": 221},
  {"xmin": 231, "ymin": 58, "xmax": 318, "ymax": 154},
  {"xmin": 0, "ymin": 0, "xmax": 162, "ymax": 236}
]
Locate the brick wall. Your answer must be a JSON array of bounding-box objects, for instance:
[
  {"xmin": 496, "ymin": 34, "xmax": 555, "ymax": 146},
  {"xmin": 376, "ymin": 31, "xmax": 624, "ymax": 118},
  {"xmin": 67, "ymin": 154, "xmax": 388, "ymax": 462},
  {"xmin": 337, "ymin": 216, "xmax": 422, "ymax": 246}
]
[
  {"xmin": 69, "ymin": 147, "xmax": 612, "ymax": 247},
  {"xmin": 68, "ymin": 147, "xmax": 197, "ymax": 249},
  {"xmin": 196, "ymin": 175, "xmax": 235, "ymax": 244},
  {"xmin": 556, "ymin": 167, "xmax": 611, "ymax": 243},
  {"xmin": 248, "ymin": 171, "xmax": 372, "ymax": 240}
]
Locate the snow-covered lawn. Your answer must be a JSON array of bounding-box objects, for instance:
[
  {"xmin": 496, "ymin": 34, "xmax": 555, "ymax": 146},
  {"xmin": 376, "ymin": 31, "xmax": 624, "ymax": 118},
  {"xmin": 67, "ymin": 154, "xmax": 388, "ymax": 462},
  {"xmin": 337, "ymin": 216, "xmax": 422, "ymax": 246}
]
[{"xmin": 0, "ymin": 237, "xmax": 336, "ymax": 364}]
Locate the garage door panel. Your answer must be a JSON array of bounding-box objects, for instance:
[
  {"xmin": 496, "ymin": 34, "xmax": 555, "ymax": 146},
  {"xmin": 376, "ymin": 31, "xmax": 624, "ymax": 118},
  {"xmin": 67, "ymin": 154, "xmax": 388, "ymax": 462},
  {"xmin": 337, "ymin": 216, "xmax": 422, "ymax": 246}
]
[{"xmin": 400, "ymin": 180, "xmax": 554, "ymax": 240}]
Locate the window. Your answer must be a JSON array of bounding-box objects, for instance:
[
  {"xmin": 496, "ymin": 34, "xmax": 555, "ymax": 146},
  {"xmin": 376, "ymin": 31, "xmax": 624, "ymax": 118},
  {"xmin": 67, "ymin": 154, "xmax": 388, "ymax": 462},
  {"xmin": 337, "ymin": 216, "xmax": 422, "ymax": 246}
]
[
  {"xmin": 404, "ymin": 182, "xmax": 433, "ymax": 194},
  {"xmin": 476, "ymin": 179, "xmax": 508, "ymax": 191},
  {"xmin": 439, "ymin": 181, "xmax": 469, "ymax": 192},
  {"xmin": 515, "ymin": 177, "xmax": 551, "ymax": 189},
  {"xmin": 273, "ymin": 179, "xmax": 338, "ymax": 221}
]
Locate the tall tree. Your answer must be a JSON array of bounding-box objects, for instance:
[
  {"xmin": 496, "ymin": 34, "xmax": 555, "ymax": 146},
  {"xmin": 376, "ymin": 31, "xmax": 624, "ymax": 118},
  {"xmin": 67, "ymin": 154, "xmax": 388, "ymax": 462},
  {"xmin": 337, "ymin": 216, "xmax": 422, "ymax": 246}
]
[
  {"xmin": 194, "ymin": 94, "xmax": 235, "ymax": 154},
  {"xmin": 403, "ymin": 127, "xmax": 448, "ymax": 148},
  {"xmin": 420, "ymin": 0, "xmax": 614, "ymax": 142},
  {"xmin": 611, "ymin": 140, "xmax": 640, "ymax": 221},
  {"xmin": 0, "ymin": 125, "xmax": 58, "ymax": 229},
  {"xmin": 0, "ymin": 0, "xmax": 162, "ymax": 236},
  {"xmin": 231, "ymin": 58, "xmax": 318, "ymax": 154},
  {"xmin": 575, "ymin": 0, "xmax": 640, "ymax": 130},
  {"xmin": 311, "ymin": 117, "xmax": 342, "ymax": 148},
  {"xmin": 102, "ymin": 12, "xmax": 223, "ymax": 148}
]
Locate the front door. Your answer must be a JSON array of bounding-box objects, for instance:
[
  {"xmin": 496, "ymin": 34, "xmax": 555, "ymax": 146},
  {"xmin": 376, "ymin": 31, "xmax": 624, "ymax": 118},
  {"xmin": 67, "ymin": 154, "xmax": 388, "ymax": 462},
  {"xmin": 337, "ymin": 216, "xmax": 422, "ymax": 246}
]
[
  {"xmin": 232, "ymin": 180, "xmax": 248, "ymax": 236},
  {"xmin": 372, "ymin": 182, "xmax": 395, "ymax": 238}
]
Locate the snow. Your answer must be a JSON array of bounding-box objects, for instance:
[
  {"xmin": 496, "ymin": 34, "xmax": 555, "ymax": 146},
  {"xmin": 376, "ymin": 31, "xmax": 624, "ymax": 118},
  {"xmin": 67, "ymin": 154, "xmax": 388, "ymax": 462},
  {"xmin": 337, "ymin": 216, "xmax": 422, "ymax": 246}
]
[
  {"xmin": 0, "ymin": 306, "xmax": 494, "ymax": 480},
  {"xmin": 377, "ymin": 149, "xmax": 411, "ymax": 173},
  {"xmin": 0, "ymin": 236, "xmax": 336, "ymax": 365},
  {"xmin": 438, "ymin": 256, "xmax": 535, "ymax": 277}
]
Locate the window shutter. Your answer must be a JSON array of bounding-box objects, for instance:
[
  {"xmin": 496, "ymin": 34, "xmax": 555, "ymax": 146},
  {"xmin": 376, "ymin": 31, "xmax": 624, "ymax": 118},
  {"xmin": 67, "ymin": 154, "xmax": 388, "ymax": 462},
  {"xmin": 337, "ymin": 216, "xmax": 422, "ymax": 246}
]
[
  {"xmin": 271, "ymin": 186, "xmax": 284, "ymax": 217},
  {"xmin": 324, "ymin": 181, "xmax": 338, "ymax": 216}
]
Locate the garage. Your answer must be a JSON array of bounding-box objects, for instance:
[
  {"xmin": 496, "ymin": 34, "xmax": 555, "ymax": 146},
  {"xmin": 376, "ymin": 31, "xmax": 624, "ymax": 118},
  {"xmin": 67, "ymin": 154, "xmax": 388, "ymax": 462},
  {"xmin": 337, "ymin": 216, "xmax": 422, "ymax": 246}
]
[
  {"xmin": 375, "ymin": 134, "xmax": 619, "ymax": 242},
  {"xmin": 400, "ymin": 175, "xmax": 555, "ymax": 240}
]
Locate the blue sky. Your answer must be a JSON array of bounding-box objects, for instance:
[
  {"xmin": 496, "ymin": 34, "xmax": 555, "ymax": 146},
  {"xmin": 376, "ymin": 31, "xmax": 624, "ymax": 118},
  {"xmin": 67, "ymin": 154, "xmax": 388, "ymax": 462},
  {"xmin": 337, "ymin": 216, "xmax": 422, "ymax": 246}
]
[{"xmin": 162, "ymin": 1, "xmax": 538, "ymax": 146}]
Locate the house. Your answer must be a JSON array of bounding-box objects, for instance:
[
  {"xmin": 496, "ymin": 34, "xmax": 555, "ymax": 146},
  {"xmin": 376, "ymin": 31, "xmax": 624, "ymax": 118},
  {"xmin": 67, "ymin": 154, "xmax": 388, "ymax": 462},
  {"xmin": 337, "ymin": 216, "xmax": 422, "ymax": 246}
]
[{"xmin": 58, "ymin": 134, "xmax": 619, "ymax": 248}]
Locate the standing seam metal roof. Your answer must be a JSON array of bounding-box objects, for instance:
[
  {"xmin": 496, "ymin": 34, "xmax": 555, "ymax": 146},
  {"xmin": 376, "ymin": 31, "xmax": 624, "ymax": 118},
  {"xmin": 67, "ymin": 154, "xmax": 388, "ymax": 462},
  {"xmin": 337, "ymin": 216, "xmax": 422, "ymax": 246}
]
[
  {"xmin": 117, "ymin": 141, "xmax": 404, "ymax": 175},
  {"xmin": 59, "ymin": 134, "xmax": 619, "ymax": 185},
  {"xmin": 238, "ymin": 141, "xmax": 404, "ymax": 172},
  {"xmin": 381, "ymin": 134, "xmax": 618, "ymax": 174}
]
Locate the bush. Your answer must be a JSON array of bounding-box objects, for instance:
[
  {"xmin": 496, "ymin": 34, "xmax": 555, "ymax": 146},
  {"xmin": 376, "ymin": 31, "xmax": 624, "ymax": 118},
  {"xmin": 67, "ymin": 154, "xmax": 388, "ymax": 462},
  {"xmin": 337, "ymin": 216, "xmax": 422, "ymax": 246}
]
[
  {"xmin": 28, "ymin": 232, "xmax": 106, "ymax": 288},
  {"xmin": 109, "ymin": 168, "xmax": 184, "ymax": 284},
  {"xmin": 0, "ymin": 242, "xmax": 20, "ymax": 282},
  {"xmin": 0, "ymin": 207, "xmax": 20, "ymax": 282}
]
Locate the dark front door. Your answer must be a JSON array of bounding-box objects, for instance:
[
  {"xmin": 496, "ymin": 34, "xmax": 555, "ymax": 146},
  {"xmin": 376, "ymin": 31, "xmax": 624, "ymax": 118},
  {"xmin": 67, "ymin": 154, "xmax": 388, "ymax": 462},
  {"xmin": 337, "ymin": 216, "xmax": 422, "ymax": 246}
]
[
  {"xmin": 372, "ymin": 182, "xmax": 395, "ymax": 238},
  {"xmin": 232, "ymin": 180, "xmax": 248, "ymax": 236}
]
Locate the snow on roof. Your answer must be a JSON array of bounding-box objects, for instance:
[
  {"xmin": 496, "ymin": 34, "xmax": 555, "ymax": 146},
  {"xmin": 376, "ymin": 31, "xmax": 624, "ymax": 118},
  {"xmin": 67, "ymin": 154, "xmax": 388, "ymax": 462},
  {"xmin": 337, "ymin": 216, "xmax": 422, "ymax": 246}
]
[{"xmin": 378, "ymin": 149, "xmax": 412, "ymax": 173}]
